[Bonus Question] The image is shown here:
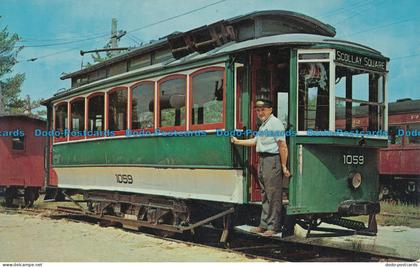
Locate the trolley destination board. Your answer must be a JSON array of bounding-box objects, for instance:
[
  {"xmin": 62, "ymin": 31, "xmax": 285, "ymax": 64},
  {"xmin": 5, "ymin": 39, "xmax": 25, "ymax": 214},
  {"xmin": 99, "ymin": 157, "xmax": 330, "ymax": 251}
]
[{"xmin": 335, "ymin": 49, "xmax": 387, "ymax": 72}]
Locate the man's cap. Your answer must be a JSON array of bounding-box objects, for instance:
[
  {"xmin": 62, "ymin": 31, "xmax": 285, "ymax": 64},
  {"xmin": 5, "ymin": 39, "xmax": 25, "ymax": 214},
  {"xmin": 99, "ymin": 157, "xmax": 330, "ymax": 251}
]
[{"xmin": 255, "ymin": 99, "xmax": 273, "ymax": 108}]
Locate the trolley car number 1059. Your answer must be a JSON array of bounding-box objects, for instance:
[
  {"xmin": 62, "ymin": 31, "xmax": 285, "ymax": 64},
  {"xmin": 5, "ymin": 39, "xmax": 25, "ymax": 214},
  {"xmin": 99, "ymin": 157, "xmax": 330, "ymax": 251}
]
[
  {"xmin": 343, "ymin": 155, "xmax": 365, "ymax": 165},
  {"xmin": 115, "ymin": 174, "xmax": 133, "ymax": 184}
]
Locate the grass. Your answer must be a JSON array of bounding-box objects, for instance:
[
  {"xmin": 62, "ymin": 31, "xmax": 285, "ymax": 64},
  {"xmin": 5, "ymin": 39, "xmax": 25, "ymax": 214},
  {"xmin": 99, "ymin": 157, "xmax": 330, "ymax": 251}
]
[
  {"xmin": 351, "ymin": 201, "xmax": 420, "ymax": 228},
  {"xmin": 380, "ymin": 201, "xmax": 420, "ymax": 216}
]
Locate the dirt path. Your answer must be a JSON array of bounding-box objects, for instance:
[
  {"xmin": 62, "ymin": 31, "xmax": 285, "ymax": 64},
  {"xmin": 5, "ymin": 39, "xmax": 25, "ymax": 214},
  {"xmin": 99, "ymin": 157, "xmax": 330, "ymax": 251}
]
[{"xmin": 0, "ymin": 212, "xmax": 264, "ymax": 262}]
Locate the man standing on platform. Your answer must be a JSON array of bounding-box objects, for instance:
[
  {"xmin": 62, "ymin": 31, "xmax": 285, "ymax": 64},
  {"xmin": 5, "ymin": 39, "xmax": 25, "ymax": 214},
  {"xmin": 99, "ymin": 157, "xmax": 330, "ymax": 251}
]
[{"xmin": 231, "ymin": 99, "xmax": 290, "ymax": 237}]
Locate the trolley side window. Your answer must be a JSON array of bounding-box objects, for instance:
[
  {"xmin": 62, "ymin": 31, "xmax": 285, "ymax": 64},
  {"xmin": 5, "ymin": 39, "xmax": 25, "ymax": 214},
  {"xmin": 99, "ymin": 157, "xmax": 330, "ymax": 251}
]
[
  {"xmin": 158, "ymin": 76, "xmax": 186, "ymax": 128},
  {"xmin": 108, "ymin": 88, "xmax": 128, "ymax": 131},
  {"xmin": 132, "ymin": 82, "xmax": 154, "ymax": 130},
  {"xmin": 298, "ymin": 62, "xmax": 330, "ymax": 131},
  {"xmin": 191, "ymin": 68, "xmax": 224, "ymax": 129},
  {"xmin": 88, "ymin": 94, "xmax": 104, "ymax": 132},
  {"xmin": 70, "ymin": 99, "xmax": 85, "ymax": 131},
  {"xmin": 54, "ymin": 102, "xmax": 68, "ymax": 137}
]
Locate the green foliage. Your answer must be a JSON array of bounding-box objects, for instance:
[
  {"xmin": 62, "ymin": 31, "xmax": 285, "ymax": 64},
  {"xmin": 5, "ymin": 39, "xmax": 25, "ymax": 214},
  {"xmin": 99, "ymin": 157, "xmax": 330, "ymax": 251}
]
[
  {"xmin": 0, "ymin": 21, "xmax": 45, "ymax": 116},
  {"xmin": 0, "ymin": 24, "xmax": 26, "ymax": 113}
]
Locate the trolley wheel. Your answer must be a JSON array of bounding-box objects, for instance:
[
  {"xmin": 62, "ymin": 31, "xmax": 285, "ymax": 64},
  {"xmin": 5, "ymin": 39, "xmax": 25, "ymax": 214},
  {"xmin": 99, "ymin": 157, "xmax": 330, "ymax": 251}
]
[{"xmin": 4, "ymin": 187, "xmax": 18, "ymax": 207}]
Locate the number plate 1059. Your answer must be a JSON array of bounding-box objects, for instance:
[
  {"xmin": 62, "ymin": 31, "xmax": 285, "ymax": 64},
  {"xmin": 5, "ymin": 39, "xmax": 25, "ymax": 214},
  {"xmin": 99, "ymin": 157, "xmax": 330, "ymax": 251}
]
[{"xmin": 343, "ymin": 155, "xmax": 364, "ymax": 165}]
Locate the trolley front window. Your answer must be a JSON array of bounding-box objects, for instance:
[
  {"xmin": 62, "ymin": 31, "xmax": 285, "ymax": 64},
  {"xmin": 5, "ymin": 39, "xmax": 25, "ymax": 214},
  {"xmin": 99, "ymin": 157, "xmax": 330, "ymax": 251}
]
[
  {"xmin": 335, "ymin": 66, "xmax": 385, "ymax": 132},
  {"xmin": 298, "ymin": 62, "xmax": 330, "ymax": 131}
]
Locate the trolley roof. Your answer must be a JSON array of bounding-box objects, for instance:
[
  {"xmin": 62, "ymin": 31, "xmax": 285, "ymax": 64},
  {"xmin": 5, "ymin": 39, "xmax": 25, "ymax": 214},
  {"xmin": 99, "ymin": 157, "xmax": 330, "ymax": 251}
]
[
  {"xmin": 44, "ymin": 10, "xmax": 389, "ymax": 104},
  {"xmin": 60, "ymin": 10, "xmax": 336, "ymax": 80}
]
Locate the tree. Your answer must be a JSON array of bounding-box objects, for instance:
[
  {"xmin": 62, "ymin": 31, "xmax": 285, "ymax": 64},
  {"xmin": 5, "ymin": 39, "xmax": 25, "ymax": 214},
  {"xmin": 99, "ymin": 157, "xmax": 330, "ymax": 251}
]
[{"xmin": 0, "ymin": 19, "xmax": 25, "ymax": 113}]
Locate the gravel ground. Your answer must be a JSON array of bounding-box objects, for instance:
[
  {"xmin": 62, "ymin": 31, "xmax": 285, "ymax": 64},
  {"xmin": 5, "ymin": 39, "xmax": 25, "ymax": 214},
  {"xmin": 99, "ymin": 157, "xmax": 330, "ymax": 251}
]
[{"xmin": 0, "ymin": 212, "xmax": 265, "ymax": 262}]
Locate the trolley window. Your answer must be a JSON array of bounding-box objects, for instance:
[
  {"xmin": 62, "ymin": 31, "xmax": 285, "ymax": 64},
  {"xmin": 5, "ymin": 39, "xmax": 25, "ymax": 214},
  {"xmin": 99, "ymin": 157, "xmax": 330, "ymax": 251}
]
[
  {"xmin": 70, "ymin": 98, "xmax": 85, "ymax": 132},
  {"xmin": 298, "ymin": 62, "xmax": 330, "ymax": 131},
  {"xmin": 88, "ymin": 94, "xmax": 104, "ymax": 132},
  {"xmin": 335, "ymin": 67, "xmax": 385, "ymax": 132},
  {"xmin": 191, "ymin": 68, "xmax": 224, "ymax": 129},
  {"xmin": 158, "ymin": 75, "xmax": 186, "ymax": 129},
  {"xmin": 132, "ymin": 82, "xmax": 154, "ymax": 130},
  {"xmin": 108, "ymin": 88, "xmax": 128, "ymax": 132},
  {"xmin": 54, "ymin": 102, "xmax": 68, "ymax": 137}
]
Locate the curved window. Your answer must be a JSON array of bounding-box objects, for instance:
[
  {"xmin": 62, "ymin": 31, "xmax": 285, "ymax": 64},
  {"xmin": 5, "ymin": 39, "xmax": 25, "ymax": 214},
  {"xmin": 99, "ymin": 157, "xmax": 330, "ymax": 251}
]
[
  {"xmin": 158, "ymin": 76, "xmax": 186, "ymax": 128},
  {"xmin": 70, "ymin": 98, "xmax": 85, "ymax": 131},
  {"xmin": 88, "ymin": 94, "xmax": 104, "ymax": 132},
  {"xmin": 108, "ymin": 88, "xmax": 128, "ymax": 131},
  {"xmin": 54, "ymin": 102, "xmax": 68, "ymax": 137},
  {"xmin": 191, "ymin": 68, "xmax": 224, "ymax": 129},
  {"xmin": 132, "ymin": 82, "xmax": 154, "ymax": 129}
]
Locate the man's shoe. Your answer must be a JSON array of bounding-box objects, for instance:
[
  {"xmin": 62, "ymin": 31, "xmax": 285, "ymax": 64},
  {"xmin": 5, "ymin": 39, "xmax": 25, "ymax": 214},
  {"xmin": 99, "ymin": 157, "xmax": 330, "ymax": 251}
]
[
  {"xmin": 250, "ymin": 226, "xmax": 266, "ymax": 233},
  {"xmin": 262, "ymin": 230, "xmax": 279, "ymax": 237}
]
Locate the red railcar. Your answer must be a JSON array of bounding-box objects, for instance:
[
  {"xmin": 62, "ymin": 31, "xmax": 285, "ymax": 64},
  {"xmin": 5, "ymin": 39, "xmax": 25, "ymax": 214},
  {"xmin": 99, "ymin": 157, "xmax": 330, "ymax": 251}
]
[
  {"xmin": 0, "ymin": 114, "xmax": 46, "ymax": 206},
  {"xmin": 336, "ymin": 98, "xmax": 420, "ymax": 204},
  {"xmin": 379, "ymin": 99, "xmax": 420, "ymax": 204}
]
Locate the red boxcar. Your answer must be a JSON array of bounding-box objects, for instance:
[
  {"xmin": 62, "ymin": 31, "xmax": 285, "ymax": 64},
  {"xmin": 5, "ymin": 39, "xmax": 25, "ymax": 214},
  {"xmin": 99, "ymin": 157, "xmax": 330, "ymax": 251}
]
[{"xmin": 0, "ymin": 114, "xmax": 46, "ymax": 206}]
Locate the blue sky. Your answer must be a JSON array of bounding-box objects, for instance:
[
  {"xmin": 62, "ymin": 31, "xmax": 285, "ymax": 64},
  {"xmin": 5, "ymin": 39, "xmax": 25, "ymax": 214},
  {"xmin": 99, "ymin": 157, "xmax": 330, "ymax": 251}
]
[{"xmin": 1, "ymin": 0, "xmax": 419, "ymax": 102}]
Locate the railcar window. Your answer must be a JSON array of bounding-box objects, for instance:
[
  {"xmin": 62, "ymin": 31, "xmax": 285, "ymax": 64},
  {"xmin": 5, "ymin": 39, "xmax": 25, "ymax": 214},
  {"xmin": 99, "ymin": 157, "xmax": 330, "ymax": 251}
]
[
  {"xmin": 388, "ymin": 126, "xmax": 403, "ymax": 145},
  {"xmin": 12, "ymin": 136, "xmax": 24, "ymax": 151},
  {"xmin": 55, "ymin": 103, "xmax": 68, "ymax": 136},
  {"xmin": 108, "ymin": 89, "xmax": 128, "ymax": 131},
  {"xmin": 298, "ymin": 62, "xmax": 330, "ymax": 131},
  {"xmin": 132, "ymin": 83, "xmax": 154, "ymax": 129},
  {"xmin": 71, "ymin": 99, "xmax": 85, "ymax": 131},
  {"xmin": 191, "ymin": 70, "xmax": 224, "ymax": 126},
  {"xmin": 88, "ymin": 94, "xmax": 104, "ymax": 131},
  {"xmin": 407, "ymin": 123, "xmax": 420, "ymax": 144},
  {"xmin": 335, "ymin": 66, "xmax": 385, "ymax": 132},
  {"xmin": 158, "ymin": 77, "xmax": 186, "ymax": 127}
]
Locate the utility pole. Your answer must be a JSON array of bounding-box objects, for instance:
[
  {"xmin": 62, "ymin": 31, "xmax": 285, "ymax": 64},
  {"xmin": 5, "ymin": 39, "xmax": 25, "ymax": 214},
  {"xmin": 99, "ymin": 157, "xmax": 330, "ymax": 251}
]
[
  {"xmin": 80, "ymin": 18, "xmax": 127, "ymax": 67},
  {"xmin": 111, "ymin": 18, "xmax": 118, "ymax": 49}
]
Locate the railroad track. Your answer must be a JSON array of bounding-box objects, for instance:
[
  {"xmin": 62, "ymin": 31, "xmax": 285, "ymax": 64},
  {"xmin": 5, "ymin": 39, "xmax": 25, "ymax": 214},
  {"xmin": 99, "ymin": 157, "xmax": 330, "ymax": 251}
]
[{"xmin": 0, "ymin": 205, "xmax": 411, "ymax": 262}]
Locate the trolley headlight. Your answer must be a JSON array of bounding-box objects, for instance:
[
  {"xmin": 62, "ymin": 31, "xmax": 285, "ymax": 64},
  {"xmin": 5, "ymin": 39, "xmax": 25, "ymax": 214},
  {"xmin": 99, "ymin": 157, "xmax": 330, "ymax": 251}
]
[{"xmin": 348, "ymin": 172, "xmax": 362, "ymax": 189}]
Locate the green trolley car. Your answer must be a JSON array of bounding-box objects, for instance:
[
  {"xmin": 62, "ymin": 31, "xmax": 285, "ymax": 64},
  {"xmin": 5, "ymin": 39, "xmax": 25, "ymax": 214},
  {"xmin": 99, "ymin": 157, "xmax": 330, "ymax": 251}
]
[{"xmin": 42, "ymin": 10, "xmax": 389, "ymax": 239}]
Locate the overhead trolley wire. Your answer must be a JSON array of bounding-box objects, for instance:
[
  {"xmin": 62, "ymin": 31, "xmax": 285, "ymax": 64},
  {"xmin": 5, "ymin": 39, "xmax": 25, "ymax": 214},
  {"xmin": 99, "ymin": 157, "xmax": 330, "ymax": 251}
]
[
  {"xmin": 15, "ymin": 0, "xmax": 227, "ymax": 61},
  {"xmin": 15, "ymin": 0, "xmax": 226, "ymax": 48},
  {"xmin": 346, "ymin": 16, "xmax": 420, "ymax": 36},
  {"xmin": 126, "ymin": 0, "xmax": 226, "ymax": 35}
]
